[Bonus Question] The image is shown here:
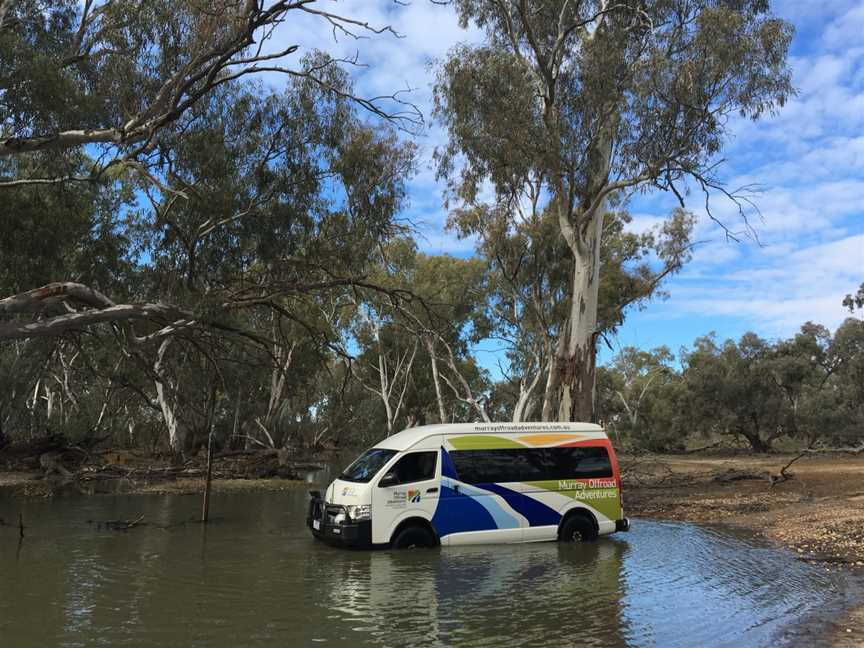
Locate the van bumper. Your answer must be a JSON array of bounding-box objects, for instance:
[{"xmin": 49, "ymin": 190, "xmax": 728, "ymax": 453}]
[
  {"xmin": 615, "ymin": 518, "xmax": 631, "ymax": 532},
  {"xmin": 307, "ymin": 493, "xmax": 372, "ymax": 548}
]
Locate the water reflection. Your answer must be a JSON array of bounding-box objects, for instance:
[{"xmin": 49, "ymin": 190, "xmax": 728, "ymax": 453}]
[
  {"xmin": 0, "ymin": 492, "xmax": 846, "ymax": 648},
  {"xmin": 307, "ymin": 542, "xmax": 627, "ymax": 646}
]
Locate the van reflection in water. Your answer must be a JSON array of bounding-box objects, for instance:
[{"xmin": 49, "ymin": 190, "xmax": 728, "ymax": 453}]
[{"xmin": 304, "ymin": 540, "xmax": 630, "ymax": 647}]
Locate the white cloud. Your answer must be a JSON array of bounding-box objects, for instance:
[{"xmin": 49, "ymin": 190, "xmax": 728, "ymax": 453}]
[
  {"xmin": 822, "ymin": 3, "xmax": 864, "ymax": 50},
  {"xmin": 625, "ymin": 213, "xmax": 666, "ymax": 234},
  {"xmin": 264, "ymin": 1, "xmax": 484, "ymax": 245},
  {"xmin": 415, "ymin": 229, "xmax": 477, "ymax": 256},
  {"xmin": 667, "ymin": 234, "xmax": 864, "ymax": 335},
  {"xmin": 627, "ymin": 0, "xmax": 864, "ymax": 343}
]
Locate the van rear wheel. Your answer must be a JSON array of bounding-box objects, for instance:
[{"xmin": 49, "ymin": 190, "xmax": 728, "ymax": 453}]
[
  {"xmin": 559, "ymin": 515, "xmax": 597, "ymax": 543},
  {"xmin": 391, "ymin": 525, "xmax": 435, "ymax": 549}
]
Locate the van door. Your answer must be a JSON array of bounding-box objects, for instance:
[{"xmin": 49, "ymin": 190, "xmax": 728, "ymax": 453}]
[
  {"xmin": 437, "ymin": 446, "xmax": 524, "ymax": 545},
  {"xmin": 371, "ymin": 449, "xmax": 441, "ymax": 545}
]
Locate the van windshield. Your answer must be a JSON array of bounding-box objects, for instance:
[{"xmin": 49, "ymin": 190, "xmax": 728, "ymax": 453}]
[{"xmin": 339, "ymin": 448, "xmax": 397, "ymax": 483}]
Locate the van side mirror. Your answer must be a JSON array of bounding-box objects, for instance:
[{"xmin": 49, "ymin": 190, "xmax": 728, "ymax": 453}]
[{"xmin": 379, "ymin": 472, "xmax": 398, "ymax": 488}]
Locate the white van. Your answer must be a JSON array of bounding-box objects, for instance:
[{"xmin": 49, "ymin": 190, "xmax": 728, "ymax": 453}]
[{"xmin": 307, "ymin": 422, "xmax": 629, "ymax": 548}]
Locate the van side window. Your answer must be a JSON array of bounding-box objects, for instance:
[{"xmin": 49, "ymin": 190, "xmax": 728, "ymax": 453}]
[
  {"xmin": 386, "ymin": 451, "xmax": 438, "ymax": 485},
  {"xmin": 450, "ymin": 447, "xmax": 612, "ymax": 483}
]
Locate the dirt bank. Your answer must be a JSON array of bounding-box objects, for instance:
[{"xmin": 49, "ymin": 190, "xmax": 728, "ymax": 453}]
[
  {"xmin": 621, "ymin": 452, "xmax": 864, "ymax": 647},
  {"xmin": 0, "ymin": 447, "xmax": 323, "ymax": 497}
]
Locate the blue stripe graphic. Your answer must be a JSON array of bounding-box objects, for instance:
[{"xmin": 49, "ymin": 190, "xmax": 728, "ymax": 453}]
[
  {"xmin": 441, "ymin": 478, "xmax": 520, "ymax": 530},
  {"xmin": 480, "ymin": 482, "xmax": 561, "ymax": 527}
]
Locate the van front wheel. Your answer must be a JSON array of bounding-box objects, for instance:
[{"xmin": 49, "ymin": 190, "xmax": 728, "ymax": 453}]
[
  {"xmin": 559, "ymin": 515, "xmax": 598, "ymax": 543},
  {"xmin": 391, "ymin": 525, "xmax": 435, "ymax": 549}
]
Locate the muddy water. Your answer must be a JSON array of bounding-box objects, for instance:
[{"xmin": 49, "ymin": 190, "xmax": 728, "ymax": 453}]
[{"xmin": 0, "ymin": 484, "xmax": 851, "ymax": 647}]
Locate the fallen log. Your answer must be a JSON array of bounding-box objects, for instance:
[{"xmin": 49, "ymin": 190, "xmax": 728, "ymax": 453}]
[{"xmin": 94, "ymin": 514, "xmax": 145, "ymax": 531}]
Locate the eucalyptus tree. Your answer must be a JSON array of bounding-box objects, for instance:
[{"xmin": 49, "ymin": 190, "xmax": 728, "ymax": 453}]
[
  {"xmin": 142, "ymin": 78, "xmax": 415, "ymax": 455},
  {"xmin": 347, "ymin": 237, "xmax": 490, "ymax": 433},
  {"xmin": 831, "ymin": 304, "xmax": 864, "ymax": 446},
  {"xmin": 0, "ymin": 0, "xmax": 419, "ymax": 342},
  {"xmin": 451, "ymin": 199, "xmax": 693, "ymax": 422},
  {"xmin": 0, "ymin": 1, "xmax": 424, "ymax": 456},
  {"xmin": 403, "ymin": 247, "xmax": 490, "ymax": 423},
  {"xmin": 595, "ymin": 345, "xmax": 688, "ymax": 451},
  {"xmin": 449, "ymin": 203, "xmax": 569, "ymax": 422},
  {"xmin": 844, "ymin": 283, "xmax": 864, "ymax": 314},
  {"xmin": 435, "ymin": 0, "xmax": 793, "ymax": 422},
  {"xmin": 682, "ymin": 332, "xmax": 790, "ymax": 452}
]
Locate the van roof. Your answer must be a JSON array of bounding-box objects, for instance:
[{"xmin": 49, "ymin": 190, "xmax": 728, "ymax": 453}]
[{"xmin": 374, "ymin": 422, "xmax": 605, "ymax": 451}]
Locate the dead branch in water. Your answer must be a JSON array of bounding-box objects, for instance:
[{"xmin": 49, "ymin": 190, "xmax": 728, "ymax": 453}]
[
  {"xmin": 102, "ymin": 514, "xmax": 144, "ymax": 531},
  {"xmin": 201, "ymin": 430, "xmax": 214, "ymax": 524}
]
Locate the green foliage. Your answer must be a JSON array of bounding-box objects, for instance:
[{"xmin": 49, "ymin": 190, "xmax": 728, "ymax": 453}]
[
  {"xmin": 435, "ymin": 0, "xmax": 794, "ymax": 420},
  {"xmin": 0, "ymin": 162, "xmax": 130, "ymax": 294},
  {"xmin": 436, "ymin": 1, "xmax": 794, "ymax": 206},
  {"xmin": 1, "ymin": 2, "xmax": 856, "ymax": 458},
  {"xmin": 596, "ymin": 346, "xmax": 688, "ymax": 452},
  {"xmin": 597, "ymin": 316, "xmax": 864, "ymax": 453},
  {"xmin": 0, "ymin": 2, "xmax": 420, "ymax": 454},
  {"xmin": 682, "ymin": 333, "xmax": 788, "ymax": 452},
  {"xmin": 843, "ymin": 282, "xmax": 864, "ymax": 313}
]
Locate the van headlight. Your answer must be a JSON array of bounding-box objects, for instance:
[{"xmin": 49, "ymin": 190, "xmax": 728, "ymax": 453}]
[{"xmin": 344, "ymin": 504, "xmax": 371, "ymax": 521}]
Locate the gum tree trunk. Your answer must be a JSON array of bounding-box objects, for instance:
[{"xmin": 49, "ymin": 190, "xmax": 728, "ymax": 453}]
[
  {"xmin": 512, "ymin": 360, "xmax": 544, "ymax": 423},
  {"xmin": 425, "ymin": 337, "xmax": 448, "ymax": 424},
  {"xmin": 556, "ymin": 211, "xmax": 604, "ymax": 423},
  {"xmin": 154, "ymin": 339, "xmax": 185, "ymax": 461}
]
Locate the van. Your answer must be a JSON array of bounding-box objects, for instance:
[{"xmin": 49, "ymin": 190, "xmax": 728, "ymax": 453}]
[{"xmin": 307, "ymin": 422, "xmax": 629, "ymax": 548}]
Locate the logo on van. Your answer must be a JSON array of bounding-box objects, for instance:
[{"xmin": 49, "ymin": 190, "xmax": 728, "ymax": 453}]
[{"xmin": 408, "ymin": 489, "xmax": 421, "ymax": 503}]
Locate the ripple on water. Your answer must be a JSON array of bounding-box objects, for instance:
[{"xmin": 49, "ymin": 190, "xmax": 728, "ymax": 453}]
[{"xmin": 0, "ymin": 492, "xmax": 847, "ymax": 648}]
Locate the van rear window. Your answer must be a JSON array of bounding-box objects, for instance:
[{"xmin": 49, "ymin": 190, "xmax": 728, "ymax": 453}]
[{"xmin": 450, "ymin": 446, "xmax": 612, "ymax": 484}]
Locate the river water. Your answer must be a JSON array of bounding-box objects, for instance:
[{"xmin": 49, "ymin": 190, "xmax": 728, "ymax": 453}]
[{"xmin": 0, "ymin": 476, "xmax": 854, "ymax": 648}]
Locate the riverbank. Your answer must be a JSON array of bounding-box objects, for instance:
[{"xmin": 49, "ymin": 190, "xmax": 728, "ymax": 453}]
[
  {"xmin": 621, "ymin": 452, "xmax": 864, "ymax": 647},
  {"xmin": 0, "ymin": 446, "xmax": 322, "ymax": 497}
]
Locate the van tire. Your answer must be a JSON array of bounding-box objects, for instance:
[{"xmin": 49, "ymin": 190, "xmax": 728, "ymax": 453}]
[
  {"xmin": 391, "ymin": 525, "xmax": 435, "ymax": 549},
  {"xmin": 559, "ymin": 514, "xmax": 598, "ymax": 543}
]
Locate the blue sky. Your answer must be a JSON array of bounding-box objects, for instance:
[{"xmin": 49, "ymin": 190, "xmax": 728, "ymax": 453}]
[{"xmin": 280, "ymin": 1, "xmax": 864, "ymax": 365}]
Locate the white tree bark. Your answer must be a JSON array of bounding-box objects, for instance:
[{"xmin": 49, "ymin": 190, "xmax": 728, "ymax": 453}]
[
  {"xmin": 437, "ymin": 337, "xmax": 491, "ymax": 423},
  {"xmin": 541, "ymin": 336, "xmax": 565, "ymax": 422},
  {"xmin": 0, "ymin": 281, "xmax": 197, "ymax": 342},
  {"xmin": 425, "ymin": 336, "xmax": 448, "ymax": 424},
  {"xmin": 355, "ymin": 306, "xmax": 419, "ymax": 436},
  {"xmin": 153, "ymin": 339, "xmax": 184, "ymax": 458},
  {"xmin": 512, "ymin": 368, "xmax": 543, "ymax": 422},
  {"xmin": 255, "ymin": 341, "xmax": 296, "ymax": 446},
  {"xmin": 557, "ymin": 209, "xmax": 604, "ymax": 422},
  {"xmin": 44, "ymin": 385, "xmax": 55, "ymax": 421},
  {"xmin": 231, "ymin": 383, "xmax": 243, "ymax": 444}
]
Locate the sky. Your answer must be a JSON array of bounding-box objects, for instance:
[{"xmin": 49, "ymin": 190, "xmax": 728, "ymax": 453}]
[{"xmin": 279, "ymin": 0, "xmax": 864, "ymax": 365}]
